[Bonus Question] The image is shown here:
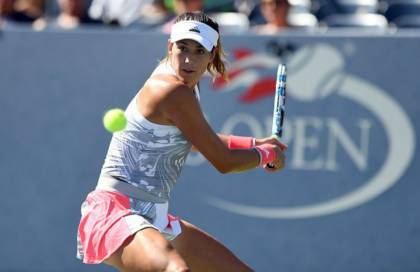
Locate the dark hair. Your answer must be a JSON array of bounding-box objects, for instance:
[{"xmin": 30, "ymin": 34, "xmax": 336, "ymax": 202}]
[
  {"xmin": 174, "ymin": 12, "xmax": 219, "ymax": 32},
  {"xmin": 171, "ymin": 12, "xmax": 228, "ymax": 80}
]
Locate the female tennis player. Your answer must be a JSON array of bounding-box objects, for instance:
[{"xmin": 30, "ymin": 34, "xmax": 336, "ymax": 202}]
[{"xmin": 77, "ymin": 11, "xmax": 287, "ymax": 272}]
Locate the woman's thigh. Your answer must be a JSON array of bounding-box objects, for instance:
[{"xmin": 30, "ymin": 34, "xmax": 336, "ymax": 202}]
[
  {"xmin": 170, "ymin": 220, "xmax": 254, "ymax": 272},
  {"xmin": 105, "ymin": 227, "xmax": 189, "ymax": 272}
]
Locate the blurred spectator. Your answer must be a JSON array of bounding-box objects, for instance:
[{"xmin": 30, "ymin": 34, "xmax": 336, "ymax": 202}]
[
  {"xmin": 234, "ymin": 0, "xmax": 258, "ymax": 16},
  {"xmin": 172, "ymin": 0, "xmax": 203, "ymax": 14},
  {"xmin": 161, "ymin": 0, "xmax": 203, "ymax": 32},
  {"xmin": 56, "ymin": 0, "xmax": 85, "ymax": 29},
  {"xmin": 210, "ymin": 12, "xmax": 250, "ymax": 33},
  {"xmin": 0, "ymin": 0, "xmax": 44, "ymax": 23},
  {"xmin": 0, "ymin": 0, "xmax": 101, "ymax": 30},
  {"xmin": 88, "ymin": 0, "xmax": 155, "ymax": 26},
  {"xmin": 138, "ymin": 0, "xmax": 170, "ymax": 25},
  {"xmin": 253, "ymin": 0, "xmax": 290, "ymax": 34}
]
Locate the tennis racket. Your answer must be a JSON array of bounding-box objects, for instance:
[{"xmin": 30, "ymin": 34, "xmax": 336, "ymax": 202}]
[{"xmin": 267, "ymin": 64, "xmax": 287, "ymax": 168}]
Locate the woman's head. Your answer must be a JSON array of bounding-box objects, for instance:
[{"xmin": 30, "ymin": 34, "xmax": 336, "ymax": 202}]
[{"xmin": 166, "ymin": 12, "xmax": 227, "ymax": 84}]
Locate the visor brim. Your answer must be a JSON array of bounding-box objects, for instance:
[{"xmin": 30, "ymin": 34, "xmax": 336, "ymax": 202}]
[{"xmin": 171, "ymin": 33, "xmax": 214, "ymax": 52}]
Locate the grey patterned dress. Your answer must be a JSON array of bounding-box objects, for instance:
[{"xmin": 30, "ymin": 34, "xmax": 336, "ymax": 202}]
[{"xmin": 99, "ymin": 62, "xmax": 199, "ymax": 202}]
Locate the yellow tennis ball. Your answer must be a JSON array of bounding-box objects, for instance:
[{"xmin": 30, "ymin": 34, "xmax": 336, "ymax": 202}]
[{"xmin": 103, "ymin": 108, "xmax": 127, "ymax": 133}]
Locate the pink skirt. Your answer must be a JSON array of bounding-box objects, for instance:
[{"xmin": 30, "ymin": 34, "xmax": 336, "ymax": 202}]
[{"xmin": 77, "ymin": 190, "xmax": 181, "ymax": 264}]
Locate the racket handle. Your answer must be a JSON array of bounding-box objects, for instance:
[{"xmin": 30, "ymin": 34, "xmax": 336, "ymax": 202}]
[
  {"xmin": 266, "ymin": 161, "xmax": 276, "ymax": 169},
  {"xmin": 266, "ymin": 134, "xmax": 280, "ymax": 168}
]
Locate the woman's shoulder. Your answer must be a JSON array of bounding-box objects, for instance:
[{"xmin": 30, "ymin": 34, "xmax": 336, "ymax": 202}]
[{"xmin": 144, "ymin": 74, "xmax": 193, "ymax": 98}]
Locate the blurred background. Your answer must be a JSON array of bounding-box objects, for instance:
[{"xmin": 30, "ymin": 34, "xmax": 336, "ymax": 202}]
[
  {"xmin": 2, "ymin": 0, "xmax": 420, "ymax": 31},
  {"xmin": 1, "ymin": 0, "xmax": 420, "ymax": 271}
]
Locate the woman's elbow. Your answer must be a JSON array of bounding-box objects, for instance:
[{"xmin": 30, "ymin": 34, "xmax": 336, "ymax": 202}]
[
  {"xmin": 214, "ymin": 161, "xmax": 235, "ymax": 174},
  {"xmin": 217, "ymin": 166, "xmax": 230, "ymax": 174}
]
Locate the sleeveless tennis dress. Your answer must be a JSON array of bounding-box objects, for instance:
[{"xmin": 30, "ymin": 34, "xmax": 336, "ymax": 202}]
[{"xmin": 77, "ymin": 62, "xmax": 199, "ymax": 264}]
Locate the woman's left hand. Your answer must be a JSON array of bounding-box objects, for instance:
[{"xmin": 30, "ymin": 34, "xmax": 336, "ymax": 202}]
[{"xmin": 255, "ymin": 136, "xmax": 288, "ymax": 152}]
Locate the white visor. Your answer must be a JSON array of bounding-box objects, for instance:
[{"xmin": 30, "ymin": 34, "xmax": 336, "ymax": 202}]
[{"xmin": 170, "ymin": 21, "xmax": 219, "ymax": 52}]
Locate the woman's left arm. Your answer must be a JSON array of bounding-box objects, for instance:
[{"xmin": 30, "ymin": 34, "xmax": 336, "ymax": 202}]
[{"xmin": 192, "ymin": 134, "xmax": 287, "ymax": 152}]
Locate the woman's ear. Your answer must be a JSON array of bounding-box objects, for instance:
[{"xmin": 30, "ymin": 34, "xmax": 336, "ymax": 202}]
[{"xmin": 167, "ymin": 40, "xmax": 174, "ymax": 55}]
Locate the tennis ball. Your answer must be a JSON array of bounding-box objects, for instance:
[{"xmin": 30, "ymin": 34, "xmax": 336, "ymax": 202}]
[{"xmin": 103, "ymin": 108, "xmax": 127, "ymax": 133}]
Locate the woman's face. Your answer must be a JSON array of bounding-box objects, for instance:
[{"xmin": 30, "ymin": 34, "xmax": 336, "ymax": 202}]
[{"xmin": 168, "ymin": 39, "xmax": 214, "ymax": 87}]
